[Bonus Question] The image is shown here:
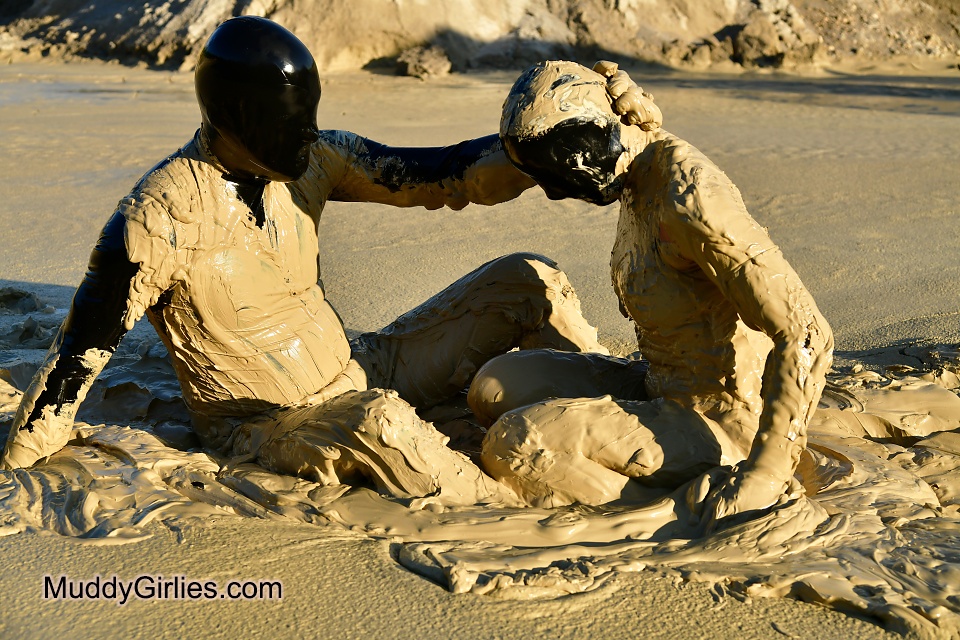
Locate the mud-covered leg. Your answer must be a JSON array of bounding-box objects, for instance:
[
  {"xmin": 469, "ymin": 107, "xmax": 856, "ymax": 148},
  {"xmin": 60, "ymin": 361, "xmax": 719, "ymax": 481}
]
[
  {"xmin": 467, "ymin": 349, "xmax": 648, "ymax": 426},
  {"xmin": 235, "ymin": 389, "xmax": 514, "ymax": 506},
  {"xmin": 353, "ymin": 252, "xmax": 607, "ymax": 409},
  {"xmin": 481, "ymin": 396, "xmax": 725, "ymax": 507}
]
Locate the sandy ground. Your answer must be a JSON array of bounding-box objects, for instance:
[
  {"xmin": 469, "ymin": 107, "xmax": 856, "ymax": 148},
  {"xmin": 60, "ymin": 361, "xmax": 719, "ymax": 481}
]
[{"xmin": 0, "ymin": 58, "xmax": 958, "ymax": 638}]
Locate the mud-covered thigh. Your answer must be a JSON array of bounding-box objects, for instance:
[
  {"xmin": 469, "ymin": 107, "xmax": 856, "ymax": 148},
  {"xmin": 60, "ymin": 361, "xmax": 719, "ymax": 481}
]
[
  {"xmin": 235, "ymin": 389, "xmax": 500, "ymax": 505},
  {"xmin": 350, "ymin": 252, "xmax": 605, "ymax": 410},
  {"xmin": 481, "ymin": 395, "xmax": 724, "ymax": 507},
  {"xmin": 467, "ymin": 349, "xmax": 648, "ymax": 426}
]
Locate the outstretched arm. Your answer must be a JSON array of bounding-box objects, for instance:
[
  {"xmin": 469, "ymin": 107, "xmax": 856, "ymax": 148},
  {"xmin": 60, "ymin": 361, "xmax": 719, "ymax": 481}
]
[
  {"xmin": 320, "ymin": 131, "xmax": 535, "ymax": 210},
  {"xmin": 2, "ymin": 212, "xmax": 138, "ymax": 469},
  {"xmin": 311, "ymin": 65, "xmax": 659, "ymax": 212}
]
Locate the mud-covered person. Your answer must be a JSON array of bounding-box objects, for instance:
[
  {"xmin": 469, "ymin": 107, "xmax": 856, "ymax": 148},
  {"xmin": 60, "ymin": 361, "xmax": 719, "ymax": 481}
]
[
  {"xmin": 469, "ymin": 61, "xmax": 834, "ymax": 524},
  {"xmin": 1, "ymin": 19, "xmax": 622, "ymax": 506}
]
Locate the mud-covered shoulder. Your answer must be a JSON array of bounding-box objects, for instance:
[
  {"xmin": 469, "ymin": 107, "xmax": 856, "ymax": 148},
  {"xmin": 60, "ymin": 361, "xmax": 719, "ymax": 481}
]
[
  {"xmin": 645, "ymin": 131, "xmax": 777, "ymax": 274},
  {"xmin": 115, "ymin": 142, "xmax": 206, "ymax": 328},
  {"xmin": 287, "ymin": 132, "xmax": 353, "ymax": 216},
  {"xmin": 123, "ymin": 139, "xmax": 216, "ymax": 227},
  {"xmin": 650, "ymin": 132, "xmax": 738, "ymax": 207}
]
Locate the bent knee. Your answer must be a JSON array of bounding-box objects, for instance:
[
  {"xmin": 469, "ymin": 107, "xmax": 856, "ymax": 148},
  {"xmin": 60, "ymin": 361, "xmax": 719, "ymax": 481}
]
[
  {"xmin": 478, "ymin": 252, "xmax": 568, "ymax": 291},
  {"xmin": 488, "ymin": 251, "xmax": 558, "ymax": 274},
  {"xmin": 468, "ymin": 350, "xmax": 563, "ymax": 426},
  {"xmin": 347, "ymin": 388, "xmax": 422, "ymax": 435},
  {"xmin": 466, "ymin": 366, "xmax": 500, "ymax": 427},
  {"xmin": 480, "ymin": 404, "xmax": 634, "ymax": 507},
  {"xmin": 480, "ymin": 408, "xmax": 545, "ymax": 484}
]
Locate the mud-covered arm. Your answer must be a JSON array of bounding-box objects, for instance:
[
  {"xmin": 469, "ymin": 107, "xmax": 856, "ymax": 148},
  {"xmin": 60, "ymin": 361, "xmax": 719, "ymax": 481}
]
[
  {"xmin": 320, "ymin": 131, "xmax": 535, "ymax": 210},
  {"xmin": 711, "ymin": 251, "xmax": 833, "ymax": 477},
  {"xmin": 1, "ymin": 212, "xmax": 139, "ymax": 469},
  {"xmin": 662, "ymin": 156, "xmax": 834, "ymax": 519}
]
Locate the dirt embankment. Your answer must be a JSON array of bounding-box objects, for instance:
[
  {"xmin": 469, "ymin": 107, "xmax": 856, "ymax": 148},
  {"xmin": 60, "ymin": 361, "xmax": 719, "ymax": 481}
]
[{"xmin": 1, "ymin": 0, "xmax": 958, "ymax": 73}]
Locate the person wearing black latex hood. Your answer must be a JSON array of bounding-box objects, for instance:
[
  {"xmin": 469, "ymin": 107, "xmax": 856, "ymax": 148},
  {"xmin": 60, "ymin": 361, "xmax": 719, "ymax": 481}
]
[
  {"xmin": 467, "ymin": 60, "xmax": 835, "ymax": 524},
  {"xmin": 1, "ymin": 18, "xmax": 633, "ymax": 508},
  {"xmin": 194, "ymin": 17, "xmax": 321, "ymax": 184}
]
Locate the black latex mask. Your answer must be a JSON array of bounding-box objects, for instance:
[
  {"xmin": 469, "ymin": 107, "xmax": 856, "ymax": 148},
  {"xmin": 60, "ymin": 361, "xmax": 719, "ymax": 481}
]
[
  {"xmin": 502, "ymin": 119, "xmax": 625, "ymax": 206},
  {"xmin": 195, "ymin": 16, "xmax": 321, "ymax": 183}
]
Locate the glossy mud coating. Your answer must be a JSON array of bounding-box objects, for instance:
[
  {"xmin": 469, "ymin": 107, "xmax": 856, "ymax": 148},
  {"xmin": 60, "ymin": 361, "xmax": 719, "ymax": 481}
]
[
  {"xmin": 3, "ymin": 18, "xmax": 567, "ymax": 476},
  {"xmin": 1, "ymin": 126, "xmax": 598, "ymax": 502},
  {"xmin": 3, "ymin": 357, "xmax": 960, "ymax": 636},
  {"xmin": 479, "ymin": 61, "xmax": 833, "ymax": 524},
  {"xmin": 3, "ymin": 51, "xmax": 960, "ymax": 636},
  {"xmin": 1, "ymin": 21, "xmax": 574, "ymax": 480}
]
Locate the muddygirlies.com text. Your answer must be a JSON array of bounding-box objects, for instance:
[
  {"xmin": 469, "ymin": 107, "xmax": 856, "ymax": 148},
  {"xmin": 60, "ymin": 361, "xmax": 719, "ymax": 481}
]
[{"xmin": 43, "ymin": 574, "xmax": 282, "ymax": 605}]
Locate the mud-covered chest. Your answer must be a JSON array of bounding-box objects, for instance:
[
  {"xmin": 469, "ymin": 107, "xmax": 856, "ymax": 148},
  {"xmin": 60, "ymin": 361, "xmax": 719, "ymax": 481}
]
[{"xmin": 609, "ymin": 202, "xmax": 720, "ymax": 335}]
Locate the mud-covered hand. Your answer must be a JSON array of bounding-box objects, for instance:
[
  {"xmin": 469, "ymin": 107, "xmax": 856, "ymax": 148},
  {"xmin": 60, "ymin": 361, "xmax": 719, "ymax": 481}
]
[
  {"xmin": 461, "ymin": 148, "xmax": 536, "ymax": 206},
  {"xmin": 593, "ymin": 61, "xmax": 663, "ymax": 132},
  {"xmin": 2, "ymin": 211, "xmax": 136, "ymax": 470},
  {"xmin": 701, "ymin": 463, "xmax": 803, "ymax": 533},
  {"xmin": 1, "ymin": 353, "xmax": 96, "ymax": 470}
]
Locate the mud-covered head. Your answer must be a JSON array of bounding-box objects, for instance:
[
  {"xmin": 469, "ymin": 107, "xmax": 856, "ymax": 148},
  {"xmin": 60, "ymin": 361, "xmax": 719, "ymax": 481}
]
[
  {"xmin": 501, "ymin": 61, "xmax": 626, "ymax": 205},
  {"xmin": 195, "ymin": 16, "xmax": 321, "ymax": 182}
]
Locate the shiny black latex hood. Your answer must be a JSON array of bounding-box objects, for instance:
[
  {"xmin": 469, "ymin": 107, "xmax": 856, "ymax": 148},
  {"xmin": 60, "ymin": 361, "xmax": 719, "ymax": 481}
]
[
  {"xmin": 500, "ymin": 62, "xmax": 625, "ymax": 206},
  {"xmin": 195, "ymin": 16, "xmax": 321, "ymax": 182},
  {"xmin": 502, "ymin": 118, "xmax": 625, "ymax": 206}
]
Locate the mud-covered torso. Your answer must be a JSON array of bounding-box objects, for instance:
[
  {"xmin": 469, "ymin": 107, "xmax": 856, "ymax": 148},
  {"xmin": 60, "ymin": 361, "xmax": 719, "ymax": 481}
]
[
  {"xmin": 610, "ymin": 136, "xmax": 774, "ymax": 429},
  {"xmin": 120, "ymin": 138, "xmax": 351, "ymax": 445}
]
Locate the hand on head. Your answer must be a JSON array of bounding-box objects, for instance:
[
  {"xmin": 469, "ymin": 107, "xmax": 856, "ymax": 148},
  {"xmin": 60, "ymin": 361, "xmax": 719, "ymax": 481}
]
[
  {"xmin": 499, "ymin": 61, "xmax": 635, "ymax": 205},
  {"xmin": 593, "ymin": 61, "xmax": 663, "ymax": 132}
]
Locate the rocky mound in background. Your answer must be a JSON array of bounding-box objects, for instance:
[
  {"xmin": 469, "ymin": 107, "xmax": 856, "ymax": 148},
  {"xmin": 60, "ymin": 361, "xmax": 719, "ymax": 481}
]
[{"xmin": 0, "ymin": 0, "xmax": 958, "ymax": 73}]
